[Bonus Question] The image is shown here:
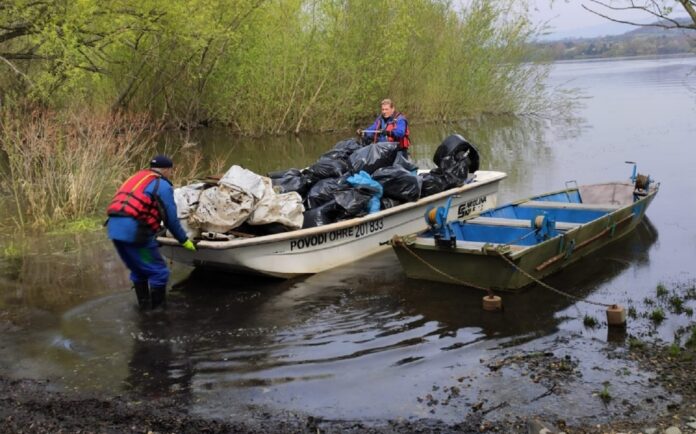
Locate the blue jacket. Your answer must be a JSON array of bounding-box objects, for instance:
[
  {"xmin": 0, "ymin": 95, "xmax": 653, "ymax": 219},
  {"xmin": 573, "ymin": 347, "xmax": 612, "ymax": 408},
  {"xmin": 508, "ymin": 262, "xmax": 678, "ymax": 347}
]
[
  {"xmin": 107, "ymin": 173, "xmax": 188, "ymax": 244},
  {"xmin": 365, "ymin": 114, "xmax": 408, "ymax": 143}
]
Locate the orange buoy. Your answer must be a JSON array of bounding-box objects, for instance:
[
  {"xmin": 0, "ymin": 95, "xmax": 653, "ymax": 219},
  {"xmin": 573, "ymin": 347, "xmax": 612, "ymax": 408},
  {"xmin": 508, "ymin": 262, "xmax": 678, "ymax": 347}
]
[
  {"xmin": 606, "ymin": 304, "xmax": 626, "ymax": 327},
  {"xmin": 482, "ymin": 295, "xmax": 502, "ymax": 311}
]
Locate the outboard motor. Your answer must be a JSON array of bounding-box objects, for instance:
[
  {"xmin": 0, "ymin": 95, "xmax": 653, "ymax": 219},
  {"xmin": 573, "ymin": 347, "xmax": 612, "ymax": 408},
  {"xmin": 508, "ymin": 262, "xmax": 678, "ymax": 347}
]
[{"xmin": 626, "ymin": 161, "xmax": 651, "ymax": 199}]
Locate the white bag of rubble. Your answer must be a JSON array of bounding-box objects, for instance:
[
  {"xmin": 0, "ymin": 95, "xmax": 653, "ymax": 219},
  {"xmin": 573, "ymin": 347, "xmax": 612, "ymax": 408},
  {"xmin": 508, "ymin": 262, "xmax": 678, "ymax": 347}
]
[
  {"xmin": 248, "ymin": 178, "xmax": 305, "ymax": 229},
  {"xmin": 219, "ymin": 165, "xmax": 268, "ymax": 201},
  {"xmin": 169, "ymin": 183, "xmax": 204, "ymax": 239},
  {"xmin": 189, "ymin": 165, "xmax": 269, "ymax": 233}
]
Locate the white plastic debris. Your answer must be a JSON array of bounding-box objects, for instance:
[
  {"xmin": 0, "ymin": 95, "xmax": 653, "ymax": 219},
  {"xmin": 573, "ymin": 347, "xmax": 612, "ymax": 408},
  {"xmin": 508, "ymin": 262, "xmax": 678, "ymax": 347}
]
[
  {"xmin": 219, "ymin": 165, "xmax": 267, "ymax": 200},
  {"xmin": 171, "ymin": 183, "xmax": 205, "ymax": 239},
  {"xmin": 183, "ymin": 165, "xmax": 305, "ymax": 235},
  {"xmin": 248, "ymin": 178, "xmax": 304, "ymax": 229},
  {"xmin": 190, "ymin": 184, "xmax": 256, "ymax": 233}
]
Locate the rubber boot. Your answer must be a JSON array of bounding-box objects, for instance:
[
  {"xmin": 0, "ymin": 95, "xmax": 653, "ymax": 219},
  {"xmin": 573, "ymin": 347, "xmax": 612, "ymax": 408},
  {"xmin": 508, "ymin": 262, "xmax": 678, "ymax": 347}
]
[
  {"xmin": 149, "ymin": 285, "xmax": 167, "ymax": 310},
  {"xmin": 133, "ymin": 281, "xmax": 150, "ymax": 310}
]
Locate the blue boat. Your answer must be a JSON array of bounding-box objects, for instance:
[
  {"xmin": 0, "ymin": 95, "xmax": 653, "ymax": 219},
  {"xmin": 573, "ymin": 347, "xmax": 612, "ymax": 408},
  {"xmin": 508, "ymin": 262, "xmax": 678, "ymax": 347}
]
[{"xmin": 391, "ymin": 164, "xmax": 659, "ymax": 290}]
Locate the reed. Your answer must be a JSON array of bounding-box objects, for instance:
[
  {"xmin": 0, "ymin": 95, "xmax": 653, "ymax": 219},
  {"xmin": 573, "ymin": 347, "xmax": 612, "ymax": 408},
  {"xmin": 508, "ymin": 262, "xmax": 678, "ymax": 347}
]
[{"xmin": 0, "ymin": 109, "xmax": 155, "ymax": 230}]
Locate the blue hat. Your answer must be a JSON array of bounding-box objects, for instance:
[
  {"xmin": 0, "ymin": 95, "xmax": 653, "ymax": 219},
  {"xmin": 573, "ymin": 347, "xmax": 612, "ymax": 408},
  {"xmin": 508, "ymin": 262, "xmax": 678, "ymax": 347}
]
[{"xmin": 150, "ymin": 155, "xmax": 173, "ymax": 168}]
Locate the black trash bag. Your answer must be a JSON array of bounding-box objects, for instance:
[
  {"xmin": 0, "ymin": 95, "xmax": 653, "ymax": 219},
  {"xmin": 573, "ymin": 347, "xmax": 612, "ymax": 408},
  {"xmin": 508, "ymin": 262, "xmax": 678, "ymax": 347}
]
[
  {"xmin": 419, "ymin": 172, "xmax": 449, "ymax": 197},
  {"xmin": 333, "ymin": 138, "xmax": 364, "ymax": 155},
  {"xmin": 334, "ymin": 187, "xmax": 372, "ymax": 219},
  {"xmin": 268, "ymin": 168, "xmax": 301, "ymax": 179},
  {"xmin": 349, "ymin": 142, "xmax": 398, "ymax": 174},
  {"xmin": 306, "ymin": 177, "xmax": 348, "ymax": 209},
  {"xmin": 372, "ymin": 166, "xmax": 422, "ymax": 202},
  {"xmin": 380, "ymin": 197, "xmax": 402, "ymax": 210},
  {"xmin": 433, "ymin": 134, "xmax": 480, "ymax": 173},
  {"xmin": 306, "ymin": 157, "xmax": 350, "ymax": 181},
  {"xmin": 272, "ymin": 172, "xmax": 312, "ymax": 196},
  {"xmin": 320, "ymin": 148, "xmax": 352, "ymax": 164},
  {"xmin": 392, "ymin": 152, "xmax": 418, "ymax": 172},
  {"xmin": 302, "ymin": 200, "xmax": 341, "ymax": 228}
]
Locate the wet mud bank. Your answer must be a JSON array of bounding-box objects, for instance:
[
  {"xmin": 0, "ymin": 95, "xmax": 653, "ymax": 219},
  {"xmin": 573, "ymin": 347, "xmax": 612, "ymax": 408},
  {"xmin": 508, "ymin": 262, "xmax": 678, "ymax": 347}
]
[{"xmin": 2, "ymin": 337, "xmax": 695, "ymax": 434}]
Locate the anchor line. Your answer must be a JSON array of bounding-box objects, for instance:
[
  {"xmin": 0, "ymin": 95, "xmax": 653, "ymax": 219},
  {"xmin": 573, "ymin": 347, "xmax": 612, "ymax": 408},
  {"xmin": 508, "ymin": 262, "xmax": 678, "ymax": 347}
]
[
  {"xmin": 494, "ymin": 250, "xmax": 613, "ymax": 307},
  {"xmin": 392, "ymin": 236, "xmax": 493, "ymax": 294},
  {"xmin": 391, "ymin": 235, "xmax": 613, "ymax": 308}
]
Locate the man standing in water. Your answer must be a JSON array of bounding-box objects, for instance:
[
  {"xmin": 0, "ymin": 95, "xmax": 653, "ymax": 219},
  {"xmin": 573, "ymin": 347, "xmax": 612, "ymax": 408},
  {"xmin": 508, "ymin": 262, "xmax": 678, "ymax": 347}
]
[
  {"xmin": 358, "ymin": 98, "xmax": 411, "ymax": 156},
  {"xmin": 106, "ymin": 155, "xmax": 196, "ymax": 310}
]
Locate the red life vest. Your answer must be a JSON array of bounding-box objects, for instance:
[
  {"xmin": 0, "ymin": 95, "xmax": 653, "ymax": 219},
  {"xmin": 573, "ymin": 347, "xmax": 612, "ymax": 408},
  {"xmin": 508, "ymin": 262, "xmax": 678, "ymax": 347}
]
[
  {"xmin": 374, "ymin": 112, "xmax": 411, "ymax": 149},
  {"xmin": 106, "ymin": 170, "xmax": 163, "ymax": 232}
]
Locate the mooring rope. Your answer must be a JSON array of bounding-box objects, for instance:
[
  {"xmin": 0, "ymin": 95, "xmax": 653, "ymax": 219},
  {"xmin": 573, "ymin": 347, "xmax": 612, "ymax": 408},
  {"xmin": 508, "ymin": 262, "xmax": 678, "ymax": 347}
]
[
  {"xmin": 392, "ymin": 236, "xmax": 493, "ymax": 294},
  {"xmin": 392, "ymin": 235, "xmax": 613, "ymax": 308},
  {"xmin": 493, "ymin": 249, "xmax": 613, "ymax": 307}
]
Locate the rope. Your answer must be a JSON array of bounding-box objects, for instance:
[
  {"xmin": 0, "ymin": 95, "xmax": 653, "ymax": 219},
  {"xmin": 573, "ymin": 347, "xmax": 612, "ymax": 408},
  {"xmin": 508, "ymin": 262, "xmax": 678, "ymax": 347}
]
[
  {"xmin": 393, "ymin": 235, "xmax": 613, "ymax": 308},
  {"xmin": 494, "ymin": 248, "xmax": 613, "ymax": 307},
  {"xmin": 393, "ymin": 236, "xmax": 493, "ymax": 294}
]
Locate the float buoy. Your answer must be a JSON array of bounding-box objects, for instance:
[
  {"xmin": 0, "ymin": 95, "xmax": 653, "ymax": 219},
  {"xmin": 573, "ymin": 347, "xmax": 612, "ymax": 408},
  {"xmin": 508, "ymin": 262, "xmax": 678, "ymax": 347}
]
[
  {"xmin": 606, "ymin": 304, "xmax": 626, "ymax": 327},
  {"xmin": 482, "ymin": 295, "xmax": 502, "ymax": 311}
]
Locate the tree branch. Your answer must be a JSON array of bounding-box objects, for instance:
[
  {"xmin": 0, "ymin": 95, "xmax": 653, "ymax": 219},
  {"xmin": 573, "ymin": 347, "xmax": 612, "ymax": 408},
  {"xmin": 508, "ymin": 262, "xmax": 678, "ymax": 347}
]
[
  {"xmin": 0, "ymin": 54, "xmax": 34, "ymax": 87},
  {"xmin": 0, "ymin": 26, "xmax": 32, "ymax": 43},
  {"xmin": 583, "ymin": 0, "xmax": 696, "ymax": 30},
  {"xmin": 679, "ymin": 0, "xmax": 696, "ymax": 25}
]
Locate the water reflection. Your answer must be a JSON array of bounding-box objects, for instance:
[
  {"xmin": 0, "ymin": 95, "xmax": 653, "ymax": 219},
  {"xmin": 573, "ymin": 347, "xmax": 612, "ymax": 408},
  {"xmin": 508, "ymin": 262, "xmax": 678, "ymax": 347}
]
[
  {"xmin": 0, "ymin": 232, "xmax": 128, "ymax": 320},
  {"xmin": 390, "ymin": 218, "xmax": 656, "ymax": 342},
  {"xmin": 168, "ymin": 113, "xmax": 579, "ymax": 189},
  {"xmin": 100, "ymin": 217, "xmax": 657, "ymax": 413},
  {"xmin": 126, "ymin": 312, "xmax": 194, "ymax": 400}
]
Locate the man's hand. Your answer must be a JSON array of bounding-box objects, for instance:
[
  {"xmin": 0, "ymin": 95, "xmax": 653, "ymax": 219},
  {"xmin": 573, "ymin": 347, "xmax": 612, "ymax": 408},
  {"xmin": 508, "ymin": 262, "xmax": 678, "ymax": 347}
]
[
  {"xmin": 356, "ymin": 128, "xmax": 364, "ymax": 136},
  {"xmin": 182, "ymin": 239, "xmax": 196, "ymax": 251},
  {"xmin": 384, "ymin": 129, "xmax": 392, "ymax": 137}
]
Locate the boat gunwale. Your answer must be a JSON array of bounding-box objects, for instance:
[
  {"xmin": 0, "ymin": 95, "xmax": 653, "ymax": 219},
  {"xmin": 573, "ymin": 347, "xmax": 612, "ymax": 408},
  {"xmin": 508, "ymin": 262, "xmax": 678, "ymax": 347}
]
[
  {"xmin": 158, "ymin": 170, "xmax": 507, "ymax": 250},
  {"xmin": 411, "ymin": 182, "xmax": 658, "ymax": 260}
]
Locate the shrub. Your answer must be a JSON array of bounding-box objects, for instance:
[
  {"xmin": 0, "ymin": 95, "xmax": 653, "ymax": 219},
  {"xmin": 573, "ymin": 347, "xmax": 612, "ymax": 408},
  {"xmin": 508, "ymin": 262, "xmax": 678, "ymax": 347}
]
[{"xmin": 0, "ymin": 109, "xmax": 155, "ymax": 229}]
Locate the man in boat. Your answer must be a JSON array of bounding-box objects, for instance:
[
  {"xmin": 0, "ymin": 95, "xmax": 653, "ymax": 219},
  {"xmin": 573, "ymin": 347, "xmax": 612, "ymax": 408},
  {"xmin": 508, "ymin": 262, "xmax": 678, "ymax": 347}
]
[
  {"xmin": 106, "ymin": 155, "xmax": 196, "ymax": 310},
  {"xmin": 357, "ymin": 98, "xmax": 411, "ymax": 156}
]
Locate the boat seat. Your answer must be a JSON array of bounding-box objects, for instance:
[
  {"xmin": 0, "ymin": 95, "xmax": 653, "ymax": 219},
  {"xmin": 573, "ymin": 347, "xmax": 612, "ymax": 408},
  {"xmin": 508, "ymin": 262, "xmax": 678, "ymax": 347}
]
[
  {"xmin": 416, "ymin": 237, "xmax": 528, "ymax": 252},
  {"xmin": 466, "ymin": 216, "xmax": 581, "ymax": 231},
  {"xmin": 519, "ymin": 201, "xmax": 621, "ymax": 212}
]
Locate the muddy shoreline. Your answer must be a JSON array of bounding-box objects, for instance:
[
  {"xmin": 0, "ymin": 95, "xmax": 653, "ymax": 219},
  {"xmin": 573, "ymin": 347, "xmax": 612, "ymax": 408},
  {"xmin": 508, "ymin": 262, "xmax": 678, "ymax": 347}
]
[{"xmin": 2, "ymin": 339, "xmax": 694, "ymax": 434}]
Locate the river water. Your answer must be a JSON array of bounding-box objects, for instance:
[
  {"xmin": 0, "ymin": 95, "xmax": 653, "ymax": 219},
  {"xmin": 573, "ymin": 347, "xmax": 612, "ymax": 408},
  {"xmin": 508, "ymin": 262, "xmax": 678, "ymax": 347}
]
[{"xmin": 1, "ymin": 55, "xmax": 695, "ymax": 425}]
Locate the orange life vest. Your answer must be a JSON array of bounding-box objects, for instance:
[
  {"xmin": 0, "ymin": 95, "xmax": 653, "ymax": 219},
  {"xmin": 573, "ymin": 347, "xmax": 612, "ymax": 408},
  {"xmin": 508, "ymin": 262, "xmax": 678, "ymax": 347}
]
[
  {"xmin": 106, "ymin": 170, "xmax": 163, "ymax": 232},
  {"xmin": 374, "ymin": 112, "xmax": 411, "ymax": 149}
]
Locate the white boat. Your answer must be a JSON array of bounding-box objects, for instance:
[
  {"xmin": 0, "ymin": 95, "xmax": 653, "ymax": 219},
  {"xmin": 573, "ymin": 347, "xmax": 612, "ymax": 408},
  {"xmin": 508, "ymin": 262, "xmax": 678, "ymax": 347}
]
[{"xmin": 158, "ymin": 170, "xmax": 506, "ymax": 278}]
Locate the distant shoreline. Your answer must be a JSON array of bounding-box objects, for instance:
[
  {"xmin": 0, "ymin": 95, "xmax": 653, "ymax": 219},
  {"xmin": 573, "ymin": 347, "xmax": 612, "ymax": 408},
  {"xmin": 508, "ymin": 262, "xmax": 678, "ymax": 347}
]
[{"xmin": 551, "ymin": 52, "xmax": 696, "ymax": 64}]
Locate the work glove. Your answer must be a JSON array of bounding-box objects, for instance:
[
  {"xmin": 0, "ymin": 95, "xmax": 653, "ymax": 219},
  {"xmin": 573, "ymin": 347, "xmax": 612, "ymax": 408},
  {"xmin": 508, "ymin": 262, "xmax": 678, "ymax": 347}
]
[
  {"xmin": 182, "ymin": 239, "xmax": 196, "ymax": 251},
  {"xmin": 356, "ymin": 128, "xmax": 364, "ymax": 136}
]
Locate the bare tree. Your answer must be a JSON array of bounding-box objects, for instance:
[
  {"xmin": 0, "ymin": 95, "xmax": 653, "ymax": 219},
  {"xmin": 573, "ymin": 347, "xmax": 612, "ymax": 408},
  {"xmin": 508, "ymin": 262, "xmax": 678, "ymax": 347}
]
[{"xmin": 582, "ymin": 1, "xmax": 696, "ymax": 30}]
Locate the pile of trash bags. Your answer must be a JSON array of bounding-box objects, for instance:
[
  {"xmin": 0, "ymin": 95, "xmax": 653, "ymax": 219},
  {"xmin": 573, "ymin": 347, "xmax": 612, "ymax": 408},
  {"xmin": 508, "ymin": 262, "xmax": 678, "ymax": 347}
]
[{"xmin": 173, "ymin": 134, "xmax": 480, "ymax": 238}]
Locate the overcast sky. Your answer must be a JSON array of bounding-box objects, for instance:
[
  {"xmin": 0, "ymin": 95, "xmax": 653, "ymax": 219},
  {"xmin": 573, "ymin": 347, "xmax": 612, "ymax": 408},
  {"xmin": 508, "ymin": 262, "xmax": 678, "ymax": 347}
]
[{"xmin": 527, "ymin": 0, "xmax": 657, "ymax": 38}]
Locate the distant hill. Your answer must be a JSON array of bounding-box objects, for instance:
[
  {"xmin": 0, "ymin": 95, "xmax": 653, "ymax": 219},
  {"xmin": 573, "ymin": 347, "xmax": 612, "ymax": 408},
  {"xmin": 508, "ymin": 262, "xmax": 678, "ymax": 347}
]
[
  {"xmin": 532, "ymin": 17, "xmax": 696, "ymax": 60},
  {"xmin": 622, "ymin": 17, "xmax": 695, "ymax": 37}
]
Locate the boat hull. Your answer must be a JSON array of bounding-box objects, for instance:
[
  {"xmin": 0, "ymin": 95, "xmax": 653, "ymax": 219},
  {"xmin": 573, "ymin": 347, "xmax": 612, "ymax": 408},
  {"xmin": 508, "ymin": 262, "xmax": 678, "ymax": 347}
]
[
  {"xmin": 393, "ymin": 186, "xmax": 657, "ymax": 291},
  {"xmin": 159, "ymin": 170, "xmax": 506, "ymax": 278}
]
